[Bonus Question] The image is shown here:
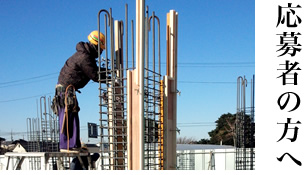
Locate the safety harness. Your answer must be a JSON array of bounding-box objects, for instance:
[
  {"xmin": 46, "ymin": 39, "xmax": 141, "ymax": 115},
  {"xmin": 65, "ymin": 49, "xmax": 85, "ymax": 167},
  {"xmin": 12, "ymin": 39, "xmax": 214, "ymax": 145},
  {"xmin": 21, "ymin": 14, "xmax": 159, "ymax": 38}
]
[{"xmin": 52, "ymin": 84, "xmax": 78, "ymax": 151}]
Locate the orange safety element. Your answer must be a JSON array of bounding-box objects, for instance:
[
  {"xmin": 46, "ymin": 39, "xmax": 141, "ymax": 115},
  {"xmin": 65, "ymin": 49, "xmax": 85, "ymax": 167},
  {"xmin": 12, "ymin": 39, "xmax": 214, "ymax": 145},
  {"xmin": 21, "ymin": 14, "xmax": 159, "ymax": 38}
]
[
  {"xmin": 88, "ymin": 30, "xmax": 106, "ymax": 50},
  {"xmin": 159, "ymin": 80, "xmax": 164, "ymax": 169}
]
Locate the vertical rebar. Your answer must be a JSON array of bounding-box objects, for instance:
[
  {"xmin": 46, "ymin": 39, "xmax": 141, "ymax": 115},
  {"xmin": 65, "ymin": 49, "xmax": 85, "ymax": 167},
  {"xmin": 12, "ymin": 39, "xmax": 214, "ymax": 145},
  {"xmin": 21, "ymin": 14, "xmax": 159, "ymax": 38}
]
[
  {"xmin": 145, "ymin": 6, "xmax": 149, "ymax": 71},
  {"xmin": 144, "ymin": 5, "xmax": 149, "ymax": 169},
  {"xmin": 110, "ymin": 8, "xmax": 114, "ymax": 72},
  {"xmin": 37, "ymin": 117, "xmax": 40, "ymax": 151},
  {"xmin": 250, "ymin": 75, "xmax": 255, "ymax": 170},
  {"xmin": 236, "ymin": 76, "xmax": 252, "ymax": 170},
  {"xmin": 98, "ymin": 8, "xmax": 110, "ymax": 170},
  {"xmin": 110, "ymin": 8, "xmax": 116, "ymax": 169},
  {"xmin": 36, "ymin": 99, "xmax": 39, "ymax": 118},
  {"xmin": 243, "ymin": 76, "xmax": 247, "ymax": 170},
  {"xmin": 138, "ymin": 0, "xmax": 145, "ymax": 169},
  {"xmin": 26, "ymin": 118, "xmax": 31, "ymax": 150},
  {"xmin": 40, "ymin": 96, "xmax": 46, "ymax": 151},
  {"xmin": 132, "ymin": 20, "xmax": 134, "ymax": 69},
  {"xmin": 103, "ymin": 15, "xmax": 108, "ymax": 170},
  {"xmin": 125, "ymin": 4, "xmax": 128, "ymax": 69},
  {"xmin": 152, "ymin": 11, "xmax": 156, "ymax": 170},
  {"xmin": 151, "ymin": 13, "xmax": 155, "ymax": 74},
  {"xmin": 236, "ymin": 76, "xmax": 242, "ymax": 170},
  {"xmin": 157, "ymin": 16, "xmax": 160, "ymax": 81}
]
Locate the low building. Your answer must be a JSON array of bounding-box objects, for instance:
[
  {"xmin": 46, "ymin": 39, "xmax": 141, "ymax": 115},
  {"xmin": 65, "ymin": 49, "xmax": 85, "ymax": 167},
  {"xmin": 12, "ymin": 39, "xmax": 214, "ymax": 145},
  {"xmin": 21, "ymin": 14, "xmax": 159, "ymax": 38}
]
[{"xmin": 177, "ymin": 144, "xmax": 236, "ymax": 170}]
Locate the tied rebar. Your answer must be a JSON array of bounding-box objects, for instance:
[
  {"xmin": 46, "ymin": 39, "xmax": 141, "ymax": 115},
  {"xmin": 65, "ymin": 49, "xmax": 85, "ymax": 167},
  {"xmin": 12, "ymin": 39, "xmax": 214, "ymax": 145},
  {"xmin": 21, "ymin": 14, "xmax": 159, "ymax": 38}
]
[
  {"xmin": 235, "ymin": 75, "xmax": 255, "ymax": 170},
  {"xmin": 26, "ymin": 96, "xmax": 59, "ymax": 170},
  {"xmin": 97, "ymin": 4, "xmax": 163, "ymax": 170}
]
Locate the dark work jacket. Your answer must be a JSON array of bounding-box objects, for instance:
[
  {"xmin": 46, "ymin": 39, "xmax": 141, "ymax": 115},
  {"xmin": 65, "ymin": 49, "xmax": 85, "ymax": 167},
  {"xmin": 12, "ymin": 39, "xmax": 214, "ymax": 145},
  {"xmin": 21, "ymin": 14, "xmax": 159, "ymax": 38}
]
[{"xmin": 58, "ymin": 42, "xmax": 104, "ymax": 90}]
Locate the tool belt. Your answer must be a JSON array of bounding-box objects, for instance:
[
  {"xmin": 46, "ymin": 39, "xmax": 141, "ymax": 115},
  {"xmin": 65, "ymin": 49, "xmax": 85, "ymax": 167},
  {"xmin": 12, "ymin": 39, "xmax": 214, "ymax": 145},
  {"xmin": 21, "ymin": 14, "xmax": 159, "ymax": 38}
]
[{"xmin": 51, "ymin": 84, "xmax": 80, "ymax": 116}]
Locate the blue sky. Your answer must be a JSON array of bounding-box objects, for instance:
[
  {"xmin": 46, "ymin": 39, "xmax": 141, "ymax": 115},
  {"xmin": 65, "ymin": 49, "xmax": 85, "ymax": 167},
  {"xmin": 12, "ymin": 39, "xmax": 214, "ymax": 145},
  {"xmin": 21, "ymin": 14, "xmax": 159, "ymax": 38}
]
[{"xmin": 0, "ymin": 0, "xmax": 254, "ymax": 143}]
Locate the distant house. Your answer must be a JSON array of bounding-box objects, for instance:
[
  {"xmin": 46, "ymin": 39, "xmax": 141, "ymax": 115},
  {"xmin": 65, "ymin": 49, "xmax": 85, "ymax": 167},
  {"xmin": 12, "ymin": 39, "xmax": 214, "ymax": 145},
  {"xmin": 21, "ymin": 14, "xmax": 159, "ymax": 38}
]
[
  {"xmin": 12, "ymin": 143, "xmax": 28, "ymax": 153},
  {"xmin": 12, "ymin": 139, "xmax": 29, "ymax": 153},
  {"xmin": 1, "ymin": 141, "xmax": 14, "ymax": 153},
  {"xmin": 2, "ymin": 139, "xmax": 29, "ymax": 153},
  {"xmin": 0, "ymin": 139, "xmax": 29, "ymax": 154}
]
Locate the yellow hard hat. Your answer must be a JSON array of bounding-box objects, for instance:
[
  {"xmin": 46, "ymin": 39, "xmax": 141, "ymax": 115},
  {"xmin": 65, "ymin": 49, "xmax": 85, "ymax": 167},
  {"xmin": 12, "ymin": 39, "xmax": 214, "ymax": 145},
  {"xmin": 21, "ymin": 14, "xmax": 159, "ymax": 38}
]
[{"xmin": 88, "ymin": 30, "xmax": 105, "ymax": 50}]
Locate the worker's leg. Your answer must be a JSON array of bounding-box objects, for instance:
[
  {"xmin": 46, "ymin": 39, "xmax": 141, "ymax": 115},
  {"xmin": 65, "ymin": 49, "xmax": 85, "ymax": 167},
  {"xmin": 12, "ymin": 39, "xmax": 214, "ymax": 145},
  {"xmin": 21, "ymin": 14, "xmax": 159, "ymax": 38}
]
[
  {"xmin": 59, "ymin": 107, "xmax": 81, "ymax": 149},
  {"xmin": 59, "ymin": 107, "xmax": 67, "ymax": 149},
  {"xmin": 68, "ymin": 111, "xmax": 81, "ymax": 149}
]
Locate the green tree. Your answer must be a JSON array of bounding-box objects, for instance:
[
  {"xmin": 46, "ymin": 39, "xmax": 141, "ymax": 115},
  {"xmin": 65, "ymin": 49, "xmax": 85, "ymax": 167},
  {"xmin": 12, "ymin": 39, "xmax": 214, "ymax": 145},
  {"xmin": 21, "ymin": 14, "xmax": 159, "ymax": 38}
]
[
  {"xmin": 196, "ymin": 138, "xmax": 210, "ymax": 144},
  {"xmin": 208, "ymin": 113, "xmax": 236, "ymax": 146},
  {"xmin": 206, "ymin": 112, "xmax": 255, "ymax": 147}
]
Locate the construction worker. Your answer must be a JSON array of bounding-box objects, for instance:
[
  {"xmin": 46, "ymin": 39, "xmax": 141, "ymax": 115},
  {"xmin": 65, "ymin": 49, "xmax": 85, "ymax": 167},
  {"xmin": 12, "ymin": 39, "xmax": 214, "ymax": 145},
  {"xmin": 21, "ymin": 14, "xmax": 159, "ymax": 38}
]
[{"xmin": 52, "ymin": 31, "xmax": 107, "ymax": 153}]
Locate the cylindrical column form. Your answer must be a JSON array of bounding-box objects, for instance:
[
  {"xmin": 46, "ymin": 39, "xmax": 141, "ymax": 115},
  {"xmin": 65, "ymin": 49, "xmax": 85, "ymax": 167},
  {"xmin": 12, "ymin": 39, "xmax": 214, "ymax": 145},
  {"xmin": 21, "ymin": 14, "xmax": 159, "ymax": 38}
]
[
  {"xmin": 135, "ymin": 0, "xmax": 145, "ymax": 170},
  {"xmin": 164, "ymin": 10, "xmax": 178, "ymax": 170}
]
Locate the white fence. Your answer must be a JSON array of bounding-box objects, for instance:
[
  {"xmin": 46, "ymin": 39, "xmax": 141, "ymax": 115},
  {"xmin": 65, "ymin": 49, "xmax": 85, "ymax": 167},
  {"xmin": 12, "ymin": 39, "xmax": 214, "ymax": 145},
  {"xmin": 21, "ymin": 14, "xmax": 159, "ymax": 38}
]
[{"xmin": 0, "ymin": 147, "xmax": 255, "ymax": 170}]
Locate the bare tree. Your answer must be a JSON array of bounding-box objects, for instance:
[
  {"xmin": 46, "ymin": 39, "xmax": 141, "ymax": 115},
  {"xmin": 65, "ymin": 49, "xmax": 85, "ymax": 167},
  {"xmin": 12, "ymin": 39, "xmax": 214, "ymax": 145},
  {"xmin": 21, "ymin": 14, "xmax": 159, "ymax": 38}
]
[
  {"xmin": 224, "ymin": 117, "xmax": 236, "ymax": 147},
  {"xmin": 177, "ymin": 136, "xmax": 197, "ymax": 144}
]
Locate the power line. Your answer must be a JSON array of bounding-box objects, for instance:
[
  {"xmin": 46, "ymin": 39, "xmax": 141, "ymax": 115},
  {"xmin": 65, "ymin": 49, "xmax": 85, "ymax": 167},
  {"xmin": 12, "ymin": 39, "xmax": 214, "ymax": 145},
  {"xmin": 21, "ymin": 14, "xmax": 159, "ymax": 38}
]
[
  {"xmin": 178, "ymin": 122, "xmax": 215, "ymax": 124},
  {"xmin": 178, "ymin": 125, "xmax": 216, "ymax": 128},
  {"xmin": 178, "ymin": 65, "xmax": 253, "ymax": 68},
  {"xmin": 0, "ymin": 61, "xmax": 252, "ymax": 88},
  {"xmin": 0, "ymin": 80, "xmax": 236, "ymax": 103},
  {"xmin": 0, "ymin": 72, "xmax": 59, "ymax": 85},
  {"xmin": 0, "ymin": 61, "xmax": 252, "ymax": 85},
  {"xmin": 136, "ymin": 61, "xmax": 254, "ymax": 66},
  {"xmin": 178, "ymin": 62, "xmax": 254, "ymax": 65},
  {"xmin": 178, "ymin": 81, "xmax": 236, "ymax": 84},
  {"xmin": 0, "ymin": 92, "xmax": 53, "ymax": 103},
  {"xmin": 121, "ymin": 60, "xmax": 255, "ymax": 65},
  {"xmin": 0, "ymin": 76, "xmax": 57, "ymax": 88}
]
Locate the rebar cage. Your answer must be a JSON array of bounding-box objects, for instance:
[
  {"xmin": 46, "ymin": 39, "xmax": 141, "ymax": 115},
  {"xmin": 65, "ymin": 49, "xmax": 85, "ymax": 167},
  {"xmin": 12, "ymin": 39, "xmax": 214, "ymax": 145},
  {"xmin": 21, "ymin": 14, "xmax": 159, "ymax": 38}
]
[
  {"xmin": 99, "ymin": 67, "xmax": 128, "ymax": 170},
  {"xmin": 98, "ymin": 68, "xmax": 162, "ymax": 170},
  {"xmin": 143, "ymin": 68, "xmax": 162, "ymax": 170},
  {"xmin": 235, "ymin": 76, "xmax": 255, "ymax": 170},
  {"xmin": 97, "ymin": 4, "xmax": 164, "ymax": 170},
  {"xmin": 26, "ymin": 96, "xmax": 61, "ymax": 170}
]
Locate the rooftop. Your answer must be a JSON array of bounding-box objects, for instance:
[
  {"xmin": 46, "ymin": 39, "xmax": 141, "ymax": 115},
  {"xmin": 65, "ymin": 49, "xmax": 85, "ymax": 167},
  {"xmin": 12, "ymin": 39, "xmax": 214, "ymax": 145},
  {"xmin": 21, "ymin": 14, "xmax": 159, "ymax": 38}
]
[{"xmin": 177, "ymin": 144, "xmax": 235, "ymax": 151}]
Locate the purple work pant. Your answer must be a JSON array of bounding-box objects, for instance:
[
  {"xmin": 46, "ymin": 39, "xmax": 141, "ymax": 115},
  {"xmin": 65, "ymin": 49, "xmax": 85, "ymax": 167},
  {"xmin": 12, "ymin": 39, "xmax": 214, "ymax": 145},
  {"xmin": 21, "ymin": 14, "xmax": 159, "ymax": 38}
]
[{"xmin": 58, "ymin": 106, "xmax": 81, "ymax": 149}]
